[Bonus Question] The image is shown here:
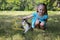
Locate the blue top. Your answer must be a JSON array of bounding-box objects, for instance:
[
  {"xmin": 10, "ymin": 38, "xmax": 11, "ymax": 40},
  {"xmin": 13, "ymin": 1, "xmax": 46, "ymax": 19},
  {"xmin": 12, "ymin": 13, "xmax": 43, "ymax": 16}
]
[{"xmin": 32, "ymin": 12, "xmax": 48, "ymax": 28}]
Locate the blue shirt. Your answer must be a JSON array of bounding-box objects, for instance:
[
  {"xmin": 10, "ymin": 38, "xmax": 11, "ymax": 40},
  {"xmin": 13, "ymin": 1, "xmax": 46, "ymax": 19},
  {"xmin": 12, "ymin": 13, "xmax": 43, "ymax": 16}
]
[{"xmin": 32, "ymin": 12, "xmax": 48, "ymax": 28}]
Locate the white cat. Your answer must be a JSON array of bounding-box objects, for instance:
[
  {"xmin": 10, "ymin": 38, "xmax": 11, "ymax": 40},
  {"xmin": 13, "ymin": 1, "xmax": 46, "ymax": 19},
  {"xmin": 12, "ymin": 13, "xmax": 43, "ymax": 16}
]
[{"xmin": 22, "ymin": 19, "xmax": 31, "ymax": 33}]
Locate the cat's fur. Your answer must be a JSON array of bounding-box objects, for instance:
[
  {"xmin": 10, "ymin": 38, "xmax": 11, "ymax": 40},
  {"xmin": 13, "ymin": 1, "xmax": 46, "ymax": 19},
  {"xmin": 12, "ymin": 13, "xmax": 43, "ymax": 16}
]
[{"xmin": 22, "ymin": 19, "xmax": 31, "ymax": 33}]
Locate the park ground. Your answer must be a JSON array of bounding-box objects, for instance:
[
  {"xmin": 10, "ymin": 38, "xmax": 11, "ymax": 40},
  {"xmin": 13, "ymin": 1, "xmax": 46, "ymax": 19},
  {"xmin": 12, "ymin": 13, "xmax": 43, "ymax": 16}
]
[{"xmin": 0, "ymin": 11, "xmax": 60, "ymax": 40}]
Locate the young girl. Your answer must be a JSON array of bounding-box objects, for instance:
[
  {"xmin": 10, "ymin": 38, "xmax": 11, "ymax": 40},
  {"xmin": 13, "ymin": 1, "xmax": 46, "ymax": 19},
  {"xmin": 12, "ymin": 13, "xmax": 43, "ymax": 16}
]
[{"xmin": 23, "ymin": 3, "xmax": 48, "ymax": 30}]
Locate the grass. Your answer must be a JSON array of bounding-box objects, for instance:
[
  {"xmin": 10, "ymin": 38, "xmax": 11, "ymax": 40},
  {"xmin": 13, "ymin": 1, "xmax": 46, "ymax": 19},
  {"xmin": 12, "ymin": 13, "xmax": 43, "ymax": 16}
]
[{"xmin": 0, "ymin": 11, "xmax": 60, "ymax": 40}]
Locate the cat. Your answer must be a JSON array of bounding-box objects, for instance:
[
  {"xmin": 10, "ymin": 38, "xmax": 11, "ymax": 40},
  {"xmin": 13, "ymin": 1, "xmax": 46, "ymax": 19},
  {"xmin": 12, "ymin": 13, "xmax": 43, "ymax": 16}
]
[{"xmin": 21, "ymin": 19, "xmax": 31, "ymax": 33}]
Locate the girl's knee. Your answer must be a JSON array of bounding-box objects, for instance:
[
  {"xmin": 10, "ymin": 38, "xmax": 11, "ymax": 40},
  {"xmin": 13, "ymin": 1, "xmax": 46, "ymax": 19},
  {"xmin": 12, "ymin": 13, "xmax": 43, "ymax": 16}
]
[
  {"xmin": 40, "ymin": 22, "xmax": 45, "ymax": 30},
  {"xmin": 35, "ymin": 20, "xmax": 39, "ymax": 26},
  {"xmin": 35, "ymin": 23, "xmax": 39, "ymax": 26},
  {"xmin": 40, "ymin": 22, "xmax": 45, "ymax": 27}
]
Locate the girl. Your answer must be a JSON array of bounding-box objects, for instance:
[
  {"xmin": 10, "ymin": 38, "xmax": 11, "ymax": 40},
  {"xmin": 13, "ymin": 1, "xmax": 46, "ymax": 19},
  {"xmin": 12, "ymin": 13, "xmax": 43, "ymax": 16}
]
[{"xmin": 23, "ymin": 3, "xmax": 48, "ymax": 30}]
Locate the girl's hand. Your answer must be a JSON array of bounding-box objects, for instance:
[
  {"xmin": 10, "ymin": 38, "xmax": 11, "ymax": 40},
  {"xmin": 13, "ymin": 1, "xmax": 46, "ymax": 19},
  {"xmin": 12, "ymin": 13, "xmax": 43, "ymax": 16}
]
[
  {"xmin": 17, "ymin": 17, "xmax": 22, "ymax": 20},
  {"xmin": 36, "ymin": 19, "xmax": 39, "ymax": 23},
  {"xmin": 22, "ymin": 17, "xmax": 27, "ymax": 19},
  {"xmin": 36, "ymin": 19, "xmax": 39, "ymax": 22}
]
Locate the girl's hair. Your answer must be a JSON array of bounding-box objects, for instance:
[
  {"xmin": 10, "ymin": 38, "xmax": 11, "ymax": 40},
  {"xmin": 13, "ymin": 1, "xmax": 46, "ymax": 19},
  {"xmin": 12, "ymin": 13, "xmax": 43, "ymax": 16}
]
[{"xmin": 37, "ymin": 3, "xmax": 48, "ymax": 15}]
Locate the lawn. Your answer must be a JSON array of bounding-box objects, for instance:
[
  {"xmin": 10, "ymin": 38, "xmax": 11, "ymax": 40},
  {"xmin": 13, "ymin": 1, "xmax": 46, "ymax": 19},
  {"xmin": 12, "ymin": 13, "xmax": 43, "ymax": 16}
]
[{"xmin": 0, "ymin": 11, "xmax": 60, "ymax": 40}]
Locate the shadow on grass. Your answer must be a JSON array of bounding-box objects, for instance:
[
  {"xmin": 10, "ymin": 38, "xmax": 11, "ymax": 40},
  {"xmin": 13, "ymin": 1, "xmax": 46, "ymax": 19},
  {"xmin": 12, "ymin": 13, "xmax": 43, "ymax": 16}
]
[
  {"xmin": 46, "ymin": 14, "xmax": 60, "ymax": 39},
  {"xmin": 47, "ymin": 15, "xmax": 60, "ymax": 33}
]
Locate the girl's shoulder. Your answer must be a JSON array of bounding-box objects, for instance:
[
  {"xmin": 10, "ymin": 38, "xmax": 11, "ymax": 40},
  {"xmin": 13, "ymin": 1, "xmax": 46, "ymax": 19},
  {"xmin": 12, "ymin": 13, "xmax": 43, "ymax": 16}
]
[
  {"xmin": 44, "ymin": 13, "xmax": 48, "ymax": 16},
  {"xmin": 32, "ymin": 12, "xmax": 38, "ymax": 16},
  {"xmin": 32, "ymin": 12, "xmax": 38, "ymax": 15},
  {"xmin": 43, "ymin": 14, "xmax": 48, "ymax": 18},
  {"xmin": 44, "ymin": 14, "xmax": 48, "ymax": 16}
]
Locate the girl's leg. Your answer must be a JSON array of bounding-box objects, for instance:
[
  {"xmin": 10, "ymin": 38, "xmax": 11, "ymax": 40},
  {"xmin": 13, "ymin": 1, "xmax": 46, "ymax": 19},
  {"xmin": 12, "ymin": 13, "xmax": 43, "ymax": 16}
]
[
  {"xmin": 40, "ymin": 22, "xmax": 46, "ymax": 30},
  {"xmin": 35, "ymin": 20, "xmax": 40, "ymax": 28}
]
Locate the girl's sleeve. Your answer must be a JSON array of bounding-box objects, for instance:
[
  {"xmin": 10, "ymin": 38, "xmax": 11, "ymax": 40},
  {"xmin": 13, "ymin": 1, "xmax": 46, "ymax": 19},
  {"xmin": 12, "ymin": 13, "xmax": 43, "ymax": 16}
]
[{"xmin": 32, "ymin": 12, "xmax": 37, "ymax": 17}]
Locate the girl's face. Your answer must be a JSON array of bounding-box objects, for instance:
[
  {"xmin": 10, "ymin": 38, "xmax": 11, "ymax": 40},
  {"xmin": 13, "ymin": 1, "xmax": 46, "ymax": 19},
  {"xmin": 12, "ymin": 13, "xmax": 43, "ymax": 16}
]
[{"xmin": 37, "ymin": 5, "xmax": 46, "ymax": 15}]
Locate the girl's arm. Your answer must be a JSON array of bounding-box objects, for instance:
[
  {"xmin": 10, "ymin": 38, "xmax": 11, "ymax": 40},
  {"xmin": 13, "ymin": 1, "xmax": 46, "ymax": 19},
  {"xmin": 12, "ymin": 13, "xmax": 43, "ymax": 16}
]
[{"xmin": 23, "ymin": 15, "xmax": 33, "ymax": 19}]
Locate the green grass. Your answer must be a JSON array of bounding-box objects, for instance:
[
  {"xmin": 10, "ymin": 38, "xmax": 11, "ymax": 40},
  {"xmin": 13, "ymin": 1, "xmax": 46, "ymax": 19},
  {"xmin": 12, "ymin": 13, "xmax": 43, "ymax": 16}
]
[{"xmin": 0, "ymin": 11, "xmax": 60, "ymax": 40}]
